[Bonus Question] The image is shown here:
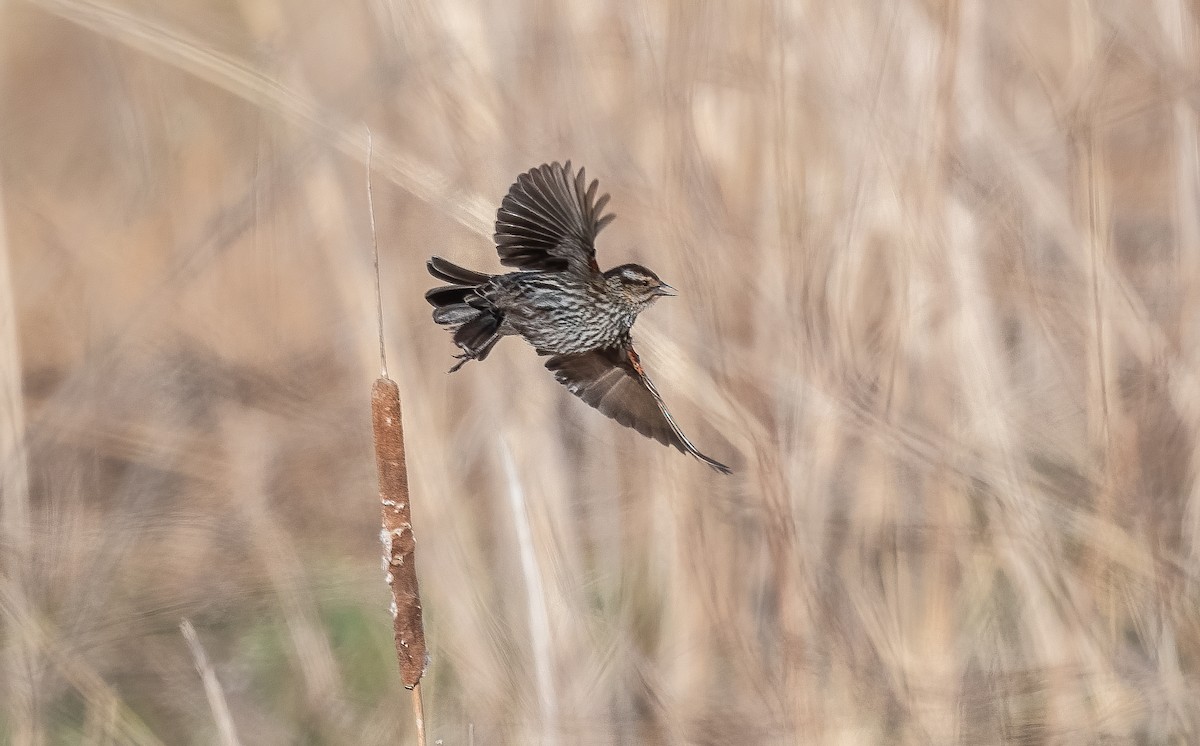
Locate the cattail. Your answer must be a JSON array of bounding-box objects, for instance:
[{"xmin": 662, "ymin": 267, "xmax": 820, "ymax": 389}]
[
  {"xmin": 366, "ymin": 130, "xmax": 427, "ymax": 744},
  {"xmin": 371, "ymin": 377, "xmax": 426, "ymax": 688}
]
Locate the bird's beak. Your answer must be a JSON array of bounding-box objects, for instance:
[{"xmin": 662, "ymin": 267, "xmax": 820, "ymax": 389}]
[{"xmin": 655, "ymin": 282, "xmax": 677, "ymax": 297}]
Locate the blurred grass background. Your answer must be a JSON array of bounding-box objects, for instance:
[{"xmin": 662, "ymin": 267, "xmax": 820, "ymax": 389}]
[{"xmin": 3, "ymin": 0, "xmax": 1200, "ymax": 743}]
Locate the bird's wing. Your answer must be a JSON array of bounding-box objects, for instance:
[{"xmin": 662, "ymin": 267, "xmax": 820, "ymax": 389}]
[
  {"xmin": 494, "ymin": 161, "xmax": 615, "ymax": 276},
  {"xmin": 545, "ymin": 345, "xmax": 732, "ymax": 474}
]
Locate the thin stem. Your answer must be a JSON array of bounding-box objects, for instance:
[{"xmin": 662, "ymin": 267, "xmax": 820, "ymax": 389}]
[
  {"xmin": 411, "ymin": 682, "xmax": 426, "ymax": 746},
  {"xmin": 367, "ymin": 128, "xmax": 387, "ymax": 379},
  {"xmin": 180, "ymin": 620, "xmax": 241, "ymax": 746}
]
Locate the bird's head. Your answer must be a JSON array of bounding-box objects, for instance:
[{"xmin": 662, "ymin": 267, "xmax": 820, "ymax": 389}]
[{"xmin": 604, "ymin": 263, "xmax": 676, "ymax": 310}]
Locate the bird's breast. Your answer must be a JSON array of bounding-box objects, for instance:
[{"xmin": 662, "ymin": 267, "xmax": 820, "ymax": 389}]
[{"xmin": 494, "ymin": 275, "xmax": 636, "ymax": 354}]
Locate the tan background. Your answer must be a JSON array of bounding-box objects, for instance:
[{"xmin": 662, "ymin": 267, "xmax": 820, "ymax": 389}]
[{"xmin": 3, "ymin": 0, "xmax": 1200, "ymax": 743}]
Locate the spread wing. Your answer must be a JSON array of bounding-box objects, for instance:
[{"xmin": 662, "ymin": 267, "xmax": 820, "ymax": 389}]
[
  {"xmin": 545, "ymin": 345, "xmax": 732, "ymax": 474},
  {"xmin": 494, "ymin": 161, "xmax": 615, "ymax": 276}
]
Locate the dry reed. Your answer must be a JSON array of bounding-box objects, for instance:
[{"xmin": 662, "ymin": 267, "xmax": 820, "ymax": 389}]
[{"xmin": 179, "ymin": 619, "xmax": 241, "ymax": 746}]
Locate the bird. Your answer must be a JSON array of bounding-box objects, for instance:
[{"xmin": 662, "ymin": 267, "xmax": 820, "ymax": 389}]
[{"xmin": 425, "ymin": 161, "xmax": 731, "ymax": 474}]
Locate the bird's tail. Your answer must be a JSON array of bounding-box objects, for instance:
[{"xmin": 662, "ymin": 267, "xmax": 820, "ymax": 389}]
[{"xmin": 425, "ymin": 257, "xmax": 502, "ymax": 371}]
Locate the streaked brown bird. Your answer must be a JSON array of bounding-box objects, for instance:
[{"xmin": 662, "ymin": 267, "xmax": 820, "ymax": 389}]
[{"xmin": 426, "ymin": 161, "xmax": 731, "ymax": 474}]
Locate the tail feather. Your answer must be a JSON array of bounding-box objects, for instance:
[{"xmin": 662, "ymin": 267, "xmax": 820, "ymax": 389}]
[
  {"xmin": 428, "ymin": 256, "xmax": 493, "ymax": 285},
  {"xmin": 431, "ymin": 304, "xmax": 480, "ymax": 326},
  {"xmin": 425, "ymin": 284, "xmax": 481, "ymax": 308},
  {"xmin": 426, "ymin": 256, "xmax": 503, "ymax": 371}
]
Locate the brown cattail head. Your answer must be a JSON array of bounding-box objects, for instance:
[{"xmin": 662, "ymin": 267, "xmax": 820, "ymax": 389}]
[{"xmin": 371, "ymin": 376, "xmax": 426, "ymax": 688}]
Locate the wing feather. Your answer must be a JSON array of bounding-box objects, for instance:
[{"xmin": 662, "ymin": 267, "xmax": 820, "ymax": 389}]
[
  {"xmin": 494, "ymin": 162, "xmax": 614, "ymax": 275},
  {"xmin": 545, "ymin": 346, "xmax": 732, "ymax": 474}
]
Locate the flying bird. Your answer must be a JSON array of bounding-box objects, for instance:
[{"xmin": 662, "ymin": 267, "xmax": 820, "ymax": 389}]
[{"xmin": 425, "ymin": 162, "xmax": 731, "ymax": 474}]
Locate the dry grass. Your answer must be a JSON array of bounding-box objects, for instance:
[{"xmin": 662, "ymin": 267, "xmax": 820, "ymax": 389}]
[{"xmin": 3, "ymin": 0, "xmax": 1200, "ymax": 743}]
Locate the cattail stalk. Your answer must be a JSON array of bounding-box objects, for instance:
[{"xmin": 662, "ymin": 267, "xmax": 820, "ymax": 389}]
[
  {"xmin": 371, "ymin": 377, "xmax": 427, "ymax": 691},
  {"xmin": 366, "ymin": 130, "xmax": 427, "ymax": 745}
]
